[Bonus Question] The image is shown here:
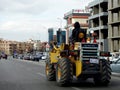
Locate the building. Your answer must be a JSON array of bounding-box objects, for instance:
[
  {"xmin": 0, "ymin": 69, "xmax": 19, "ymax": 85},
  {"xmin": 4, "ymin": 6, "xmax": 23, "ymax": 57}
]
[
  {"xmin": 48, "ymin": 28, "xmax": 54, "ymax": 49},
  {"xmin": 0, "ymin": 39, "xmax": 34, "ymax": 55},
  {"xmin": 88, "ymin": 0, "xmax": 108, "ymax": 51},
  {"xmin": 28, "ymin": 39, "xmax": 42, "ymax": 51},
  {"xmin": 57, "ymin": 29, "xmax": 66, "ymax": 45},
  {"xmin": 64, "ymin": 9, "xmax": 90, "ymax": 44},
  {"xmin": 17, "ymin": 42, "xmax": 33, "ymax": 53},
  {"xmin": 0, "ymin": 40, "xmax": 17, "ymax": 55},
  {"xmin": 53, "ymin": 35, "xmax": 57, "ymax": 42},
  {"xmin": 48, "ymin": 28, "xmax": 54, "ymax": 44},
  {"xmin": 108, "ymin": 0, "xmax": 120, "ymax": 53}
]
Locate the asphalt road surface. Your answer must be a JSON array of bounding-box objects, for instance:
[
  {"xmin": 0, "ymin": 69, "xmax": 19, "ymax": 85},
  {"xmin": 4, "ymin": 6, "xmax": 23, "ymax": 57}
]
[{"xmin": 0, "ymin": 58, "xmax": 120, "ymax": 90}]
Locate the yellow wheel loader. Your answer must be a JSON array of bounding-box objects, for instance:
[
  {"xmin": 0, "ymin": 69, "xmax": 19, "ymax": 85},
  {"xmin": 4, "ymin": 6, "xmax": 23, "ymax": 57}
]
[{"xmin": 45, "ymin": 34, "xmax": 111, "ymax": 86}]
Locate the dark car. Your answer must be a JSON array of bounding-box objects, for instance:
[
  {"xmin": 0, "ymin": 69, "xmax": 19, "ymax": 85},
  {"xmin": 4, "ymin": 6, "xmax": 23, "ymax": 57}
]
[
  {"xmin": 23, "ymin": 54, "xmax": 30, "ymax": 60},
  {"xmin": 1, "ymin": 54, "xmax": 7, "ymax": 59},
  {"xmin": 18, "ymin": 54, "xmax": 24, "ymax": 59},
  {"xmin": 13, "ymin": 53, "xmax": 18, "ymax": 59},
  {"xmin": 110, "ymin": 58, "xmax": 120, "ymax": 73},
  {"xmin": 33, "ymin": 53, "xmax": 42, "ymax": 61}
]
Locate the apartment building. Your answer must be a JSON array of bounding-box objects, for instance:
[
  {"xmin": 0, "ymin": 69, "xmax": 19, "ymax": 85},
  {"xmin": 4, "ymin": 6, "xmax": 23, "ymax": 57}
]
[
  {"xmin": 108, "ymin": 0, "xmax": 120, "ymax": 53},
  {"xmin": 0, "ymin": 39, "xmax": 17, "ymax": 55},
  {"xmin": 16, "ymin": 42, "xmax": 33, "ymax": 54},
  {"xmin": 88, "ymin": 0, "xmax": 108, "ymax": 51},
  {"xmin": 0, "ymin": 39, "xmax": 34, "ymax": 55}
]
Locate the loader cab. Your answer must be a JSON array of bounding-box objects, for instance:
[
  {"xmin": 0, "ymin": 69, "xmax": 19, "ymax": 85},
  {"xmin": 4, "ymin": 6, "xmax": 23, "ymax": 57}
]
[{"xmin": 74, "ymin": 28, "xmax": 86, "ymax": 43}]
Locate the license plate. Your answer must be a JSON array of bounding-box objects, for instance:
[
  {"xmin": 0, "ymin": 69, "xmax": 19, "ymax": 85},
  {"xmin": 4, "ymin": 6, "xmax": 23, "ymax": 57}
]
[{"xmin": 90, "ymin": 58, "xmax": 99, "ymax": 64}]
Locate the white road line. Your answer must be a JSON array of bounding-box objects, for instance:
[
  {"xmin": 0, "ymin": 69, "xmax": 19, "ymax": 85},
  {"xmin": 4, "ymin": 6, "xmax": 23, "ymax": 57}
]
[
  {"xmin": 71, "ymin": 87, "xmax": 83, "ymax": 90},
  {"xmin": 37, "ymin": 72, "xmax": 46, "ymax": 77}
]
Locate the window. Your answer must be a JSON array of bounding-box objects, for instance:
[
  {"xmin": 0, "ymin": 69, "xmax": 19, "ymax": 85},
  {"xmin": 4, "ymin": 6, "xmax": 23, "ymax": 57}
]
[{"xmin": 117, "ymin": 59, "xmax": 120, "ymax": 64}]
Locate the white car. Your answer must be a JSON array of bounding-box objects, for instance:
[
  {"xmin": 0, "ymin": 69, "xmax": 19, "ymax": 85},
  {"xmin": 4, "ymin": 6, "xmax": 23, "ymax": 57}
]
[
  {"xmin": 41, "ymin": 55, "xmax": 47, "ymax": 60},
  {"xmin": 110, "ymin": 57, "xmax": 119, "ymax": 62},
  {"xmin": 110, "ymin": 58, "xmax": 120, "ymax": 73}
]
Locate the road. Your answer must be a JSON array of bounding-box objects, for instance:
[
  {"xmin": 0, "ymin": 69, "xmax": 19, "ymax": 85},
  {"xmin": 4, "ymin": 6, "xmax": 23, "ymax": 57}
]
[{"xmin": 0, "ymin": 58, "xmax": 120, "ymax": 90}]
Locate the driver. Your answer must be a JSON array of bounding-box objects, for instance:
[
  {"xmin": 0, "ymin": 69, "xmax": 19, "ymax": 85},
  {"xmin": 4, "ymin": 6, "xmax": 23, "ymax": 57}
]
[{"xmin": 71, "ymin": 22, "xmax": 86, "ymax": 42}]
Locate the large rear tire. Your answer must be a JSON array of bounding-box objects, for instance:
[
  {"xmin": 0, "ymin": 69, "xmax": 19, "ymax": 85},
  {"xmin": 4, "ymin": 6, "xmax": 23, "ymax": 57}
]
[
  {"xmin": 45, "ymin": 60, "xmax": 56, "ymax": 81},
  {"xmin": 94, "ymin": 59, "xmax": 111, "ymax": 86},
  {"xmin": 56, "ymin": 58, "xmax": 73, "ymax": 86}
]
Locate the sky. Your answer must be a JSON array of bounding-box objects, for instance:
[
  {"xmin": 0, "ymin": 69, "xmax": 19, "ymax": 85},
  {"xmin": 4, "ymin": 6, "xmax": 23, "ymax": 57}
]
[{"xmin": 0, "ymin": 0, "xmax": 93, "ymax": 42}]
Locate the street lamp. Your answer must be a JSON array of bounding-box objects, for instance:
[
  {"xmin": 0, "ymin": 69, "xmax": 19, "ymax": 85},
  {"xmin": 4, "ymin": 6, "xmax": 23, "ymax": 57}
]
[{"xmin": 57, "ymin": 18, "xmax": 62, "ymax": 29}]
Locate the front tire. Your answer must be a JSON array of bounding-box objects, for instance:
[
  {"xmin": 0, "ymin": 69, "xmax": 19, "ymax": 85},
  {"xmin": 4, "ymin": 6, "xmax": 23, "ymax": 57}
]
[
  {"xmin": 45, "ymin": 60, "xmax": 56, "ymax": 81},
  {"xmin": 56, "ymin": 58, "xmax": 73, "ymax": 86}
]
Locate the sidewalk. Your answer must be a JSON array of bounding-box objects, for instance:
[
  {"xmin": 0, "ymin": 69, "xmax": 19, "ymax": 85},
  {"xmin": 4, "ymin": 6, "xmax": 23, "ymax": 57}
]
[{"xmin": 112, "ymin": 72, "xmax": 120, "ymax": 77}]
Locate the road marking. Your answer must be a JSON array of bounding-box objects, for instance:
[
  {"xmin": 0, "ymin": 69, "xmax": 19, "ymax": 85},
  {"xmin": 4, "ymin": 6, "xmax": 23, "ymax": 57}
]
[
  {"xmin": 37, "ymin": 72, "xmax": 46, "ymax": 77},
  {"xmin": 71, "ymin": 87, "xmax": 83, "ymax": 90}
]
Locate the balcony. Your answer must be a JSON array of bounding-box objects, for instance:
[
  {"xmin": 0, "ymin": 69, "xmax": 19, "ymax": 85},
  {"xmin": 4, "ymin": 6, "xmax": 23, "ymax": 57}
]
[
  {"xmin": 88, "ymin": 0, "xmax": 108, "ymax": 8},
  {"xmin": 88, "ymin": 25, "xmax": 108, "ymax": 31},
  {"xmin": 109, "ymin": 6, "xmax": 120, "ymax": 13},
  {"xmin": 89, "ymin": 12, "xmax": 108, "ymax": 20},
  {"xmin": 109, "ymin": 36, "xmax": 120, "ymax": 39},
  {"xmin": 109, "ymin": 21, "xmax": 120, "ymax": 26}
]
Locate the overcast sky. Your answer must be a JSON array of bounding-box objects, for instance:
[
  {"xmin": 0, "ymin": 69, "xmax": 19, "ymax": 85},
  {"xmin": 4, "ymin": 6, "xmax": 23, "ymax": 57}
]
[{"xmin": 0, "ymin": 0, "xmax": 93, "ymax": 42}]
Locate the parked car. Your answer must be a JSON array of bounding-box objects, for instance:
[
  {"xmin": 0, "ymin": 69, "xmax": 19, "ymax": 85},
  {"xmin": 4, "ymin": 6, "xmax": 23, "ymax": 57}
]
[
  {"xmin": 110, "ymin": 57, "xmax": 119, "ymax": 62},
  {"xmin": 33, "ymin": 53, "xmax": 42, "ymax": 61},
  {"xmin": 23, "ymin": 54, "xmax": 30, "ymax": 60},
  {"xmin": 110, "ymin": 58, "xmax": 120, "ymax": 73},
  {"xmin": 18, "ymin": 54, "xmax": 24, "ymax": 59},
  {"xmin": 41, "ymin": 55, "xmax": 47, "ymax": 60},
  {"xmin": 1, "ymin": 53, "xmax": 7, "ymax": 59},
  {"xmin": 29, "ymin": 54, "xmax": 34, "ymax": 60},
  {"xmin": 0, "ymin": 55, "xmax": 1, "ymax": 59}
]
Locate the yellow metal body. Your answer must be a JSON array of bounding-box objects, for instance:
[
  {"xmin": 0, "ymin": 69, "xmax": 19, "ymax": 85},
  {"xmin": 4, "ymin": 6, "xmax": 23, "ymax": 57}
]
[
  {"xmin": 75, "ymin": 60, "xmax": 82, "ymax": 77},
  {"xmin": 49, "ymin": 43, "xmax": 82, "ymax": 77},
  {"xmin": 50, "ymin": 52, "xmax": 58, "ymax": 63},
  {"xmin": 69, "ymin": 56, "xmax": 82, "ymax": 77},
  {"xmin": 50, "ymin": 43, "xmax": 64, "ymax": 63}
]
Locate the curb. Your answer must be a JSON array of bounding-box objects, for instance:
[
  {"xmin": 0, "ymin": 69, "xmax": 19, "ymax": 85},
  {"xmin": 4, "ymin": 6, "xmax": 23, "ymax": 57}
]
[{"xmin": 112, "ymin": 72, "xmax": 120, "ymax": 77}]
